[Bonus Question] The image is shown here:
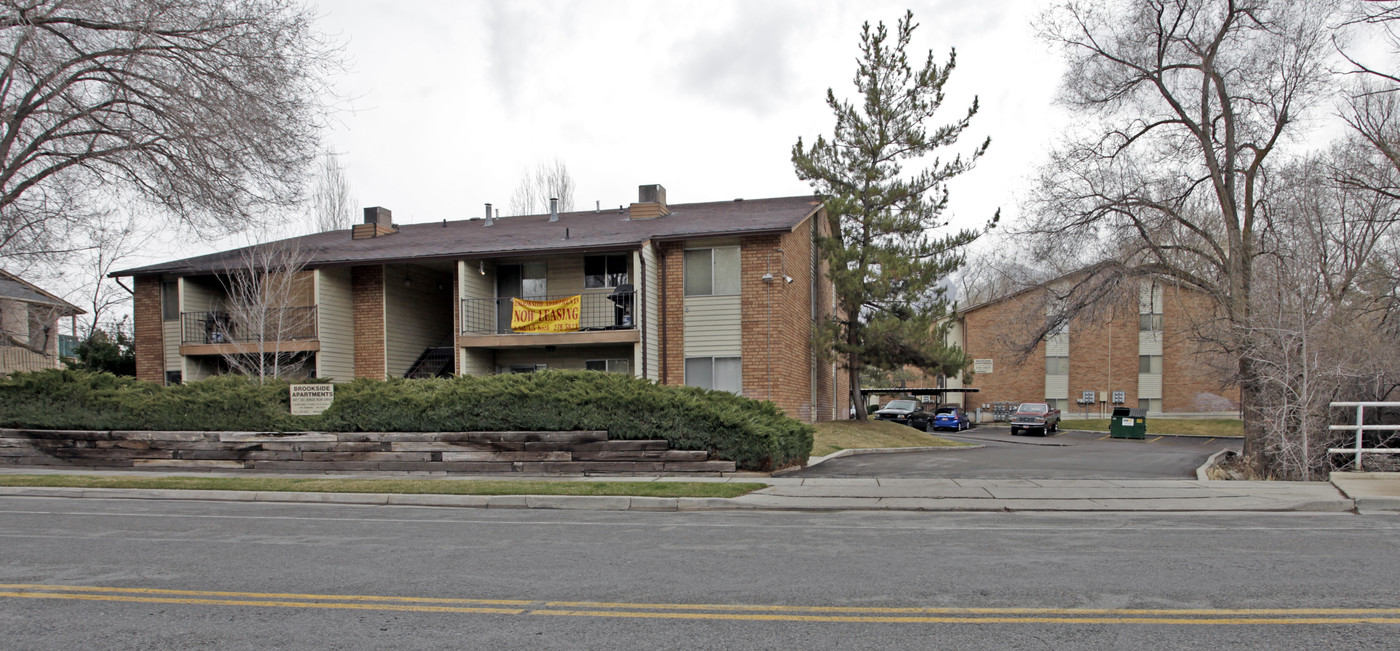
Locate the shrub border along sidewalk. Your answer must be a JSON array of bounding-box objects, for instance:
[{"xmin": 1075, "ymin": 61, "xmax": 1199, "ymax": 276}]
[{"xmin": 0, "ymin": 370, "xmax": 814, "ymax": 471}]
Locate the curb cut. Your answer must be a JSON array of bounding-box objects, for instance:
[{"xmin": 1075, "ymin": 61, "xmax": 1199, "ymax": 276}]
[{"xmin": 782, "ymin": 444, "xmax": 984, "ymax": 473}]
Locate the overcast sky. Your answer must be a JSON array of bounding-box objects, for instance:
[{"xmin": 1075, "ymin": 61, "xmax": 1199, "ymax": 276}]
[
  {"xmin": 305, "ymin": 0, "xmax": 1064, "ymax": 233},
  {"xmin": 81, "ymin": 1, "xmax": 1070, "ymax": 319}
]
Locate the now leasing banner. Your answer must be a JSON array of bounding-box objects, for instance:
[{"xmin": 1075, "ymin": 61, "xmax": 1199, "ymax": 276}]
[{"xmin": 511, "ymin": 295, "xmax": 581, "ymax": 333}]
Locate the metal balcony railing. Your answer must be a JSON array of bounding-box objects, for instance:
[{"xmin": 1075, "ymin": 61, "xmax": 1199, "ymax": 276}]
[
  {"xmin": 181, "ymin": 307, "xmax": 318, "ymax": 345},
  {"xmin": 460, "ymin": 290, "xmax": 635, "ymax": 335}
]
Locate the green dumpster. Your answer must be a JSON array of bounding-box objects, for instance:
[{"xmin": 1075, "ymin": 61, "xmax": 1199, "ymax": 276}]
[{"xmin": 1110, "ymin": 407, "xmax": 1147, "ymax": 439}]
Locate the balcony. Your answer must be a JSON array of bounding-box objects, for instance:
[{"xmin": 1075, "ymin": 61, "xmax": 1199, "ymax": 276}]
[
  {"xmin": 458, "ymin": 290, "xmax": 638, "ymax": 348},
  {"xmin": 179, "ymin": 307, "xmax": 319, "ymax": 355}
]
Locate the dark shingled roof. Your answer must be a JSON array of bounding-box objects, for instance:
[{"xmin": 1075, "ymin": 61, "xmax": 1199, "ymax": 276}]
[
  {"xmin": 0, "ymin": 269, "xmax": 83, "ymax": 314},
  {"xmin": 114, "ymin": 195, "xmax": 823, "ymax": 277}
]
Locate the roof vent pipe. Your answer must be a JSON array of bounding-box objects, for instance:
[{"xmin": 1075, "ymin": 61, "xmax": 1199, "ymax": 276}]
[
  {"xmin": 549, "ymin": 198, "xmax": 559, "ymax": 222},
  {"xmin": 484, "ymin": 203, "xmax": 494, "ymax": 227}
]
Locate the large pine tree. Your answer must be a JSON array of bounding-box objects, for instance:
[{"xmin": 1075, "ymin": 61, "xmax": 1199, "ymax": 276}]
[{"xmin": 792, "ymin": 10, "xmax": 994, "ymax": 419}]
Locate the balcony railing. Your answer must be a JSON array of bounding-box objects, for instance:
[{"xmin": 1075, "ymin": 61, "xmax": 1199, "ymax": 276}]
[
  {"xmin": 461, "ymin": 291, "xmax": 635, "ymax": 335},
  {"xmin": 181, "ymin": 307, "xmax": 318, "ymax": 345}
]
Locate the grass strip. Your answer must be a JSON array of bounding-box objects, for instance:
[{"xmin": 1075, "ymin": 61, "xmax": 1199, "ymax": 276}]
[
  {"xmin": 1059, "ymin": 418, "xmax": 1243, "ymax": 438},
  {"xmin": 0, "ymin": 475, "xmax": 766, "ymax": 498},
  {"xmin": 811, "ymin": 420, "xmax": 972, "ymax": 457}
]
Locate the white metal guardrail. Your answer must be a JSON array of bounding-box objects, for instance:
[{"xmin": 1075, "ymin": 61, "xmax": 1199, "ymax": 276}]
[{"xmin": 1328, "ymin": 402, "xmax": 1400, "ymax": 471}]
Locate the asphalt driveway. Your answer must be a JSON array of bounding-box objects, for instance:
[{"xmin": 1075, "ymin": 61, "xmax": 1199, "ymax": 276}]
[{"xmin": 792, "ymin": 427, "xmax": 1241, "ymax": 480}]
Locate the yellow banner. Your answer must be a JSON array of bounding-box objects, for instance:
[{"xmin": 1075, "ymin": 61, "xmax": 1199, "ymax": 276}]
[{"xmin": 510, "ymin": 295, "xmax": 581, "ymax": 333}]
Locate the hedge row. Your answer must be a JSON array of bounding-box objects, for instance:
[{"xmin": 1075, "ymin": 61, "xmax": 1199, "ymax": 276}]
[{"xmin": 0, "ymin": 370, "xmax": 813, "ymax": 471}]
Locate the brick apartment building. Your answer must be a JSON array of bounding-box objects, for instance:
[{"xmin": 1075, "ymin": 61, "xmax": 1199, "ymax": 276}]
[
  {"xmin": 941, "ymin": 276, "xmax": 1240, "ymax": 418},
  {"xmin": 114, "ymin": 185, "xmax": 850, "ymax": 423}
]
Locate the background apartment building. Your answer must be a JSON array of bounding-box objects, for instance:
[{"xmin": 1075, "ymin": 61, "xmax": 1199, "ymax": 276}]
[
  {"xmin": 116, "ymin": 185, "xmax": 850, "ymax": 423},
  {"xmin": 943, "ymin": 277, "xmax": 1239, "ymax": 418},
  {"xmin": 0, "ymin": 270, "xmax": 83, "ymax": 374}
]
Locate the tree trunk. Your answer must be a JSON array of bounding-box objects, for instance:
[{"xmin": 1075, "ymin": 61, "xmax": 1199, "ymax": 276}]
[
  {"xmin": 1238, "ymin": 355, "xmax": 1272, "ymax": 477},
  {"xmin": 848, "ymin": 324, "xmax": 867, "ymax": 420}
]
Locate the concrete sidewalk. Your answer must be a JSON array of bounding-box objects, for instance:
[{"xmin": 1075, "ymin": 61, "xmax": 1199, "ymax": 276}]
[{"xmin": 1, "ymin": 467, "xmax": 1394, "ymax": 513}]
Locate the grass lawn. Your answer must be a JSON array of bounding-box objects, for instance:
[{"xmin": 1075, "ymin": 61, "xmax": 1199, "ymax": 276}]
[
  {"xmin": 811, "ymin": 420, "xmax": 971, "ymax": 457},
  {"xmin": 0, "ymin": 475, "xmax": 765, "ymax": 498},
  {"xmin": 1059, "ymin": 418, "xmax": 1243, "ymax": 438}
]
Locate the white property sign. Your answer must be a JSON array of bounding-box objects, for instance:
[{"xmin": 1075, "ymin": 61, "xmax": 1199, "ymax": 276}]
[
  {"xmin": 973, "ymin": 359, "xmax": 993, "ymax": 374},
  {"xmin": 290, "ymin": 384, "xmax": 334, "ymax": 415}
]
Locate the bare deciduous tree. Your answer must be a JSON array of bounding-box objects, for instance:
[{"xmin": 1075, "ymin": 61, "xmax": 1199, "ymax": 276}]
[
  {"xmin": 310, "ymin": 153, "xmax": 356, "ymax": 233},
  {"xmin": 0, "ymin": 0, "xmax": 338, "ymax": 263},
  {"xmin": 1025, "ymin": 0, "xmax": 1339, "ymax": 474},
  {"xmin": 507, "ymin": 159, "xmax": 575, "ymax": 216},
  {"xmin": 213, "ymin": 239, "xmax": 316, "ymax": 382}
]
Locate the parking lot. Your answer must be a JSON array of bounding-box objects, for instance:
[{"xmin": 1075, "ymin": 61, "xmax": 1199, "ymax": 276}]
[{"xmin": 792, "ymin": 426, "xmax": 1240, "ymax": 480}]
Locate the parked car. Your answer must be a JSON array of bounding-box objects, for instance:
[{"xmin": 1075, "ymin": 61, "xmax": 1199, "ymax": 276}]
[
  {"xmin": 1010, "ymin": 402, "xmax": 1060, "ymax": 436},
  {"xmin": 872, "ymin": 399, "xmax": 934, "ymax": 430},
  {"xmin": 931, "ymin": 406, "xmax": 971, "ymax": 431}
]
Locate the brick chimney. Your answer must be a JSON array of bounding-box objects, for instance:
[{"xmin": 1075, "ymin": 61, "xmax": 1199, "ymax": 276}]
[
  {"xmin": 352, "ymin": 207, "xmax": 398, "ymax": 239},
  {"xmin": 628, "ymin": 184, "xmax": 669, "ymax": 220}
]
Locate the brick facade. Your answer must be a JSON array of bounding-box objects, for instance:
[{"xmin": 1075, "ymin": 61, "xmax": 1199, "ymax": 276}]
[
  {"xmin": 133, "ymin": 276, "xmax": 165, "ymax": 384},
  {"xmin": 351, "ymin": 265, "xmax": 386, "ymax": 379},
  {"xmin": 657, "ymin": 241, "xmax": 686, "ymax": 386},
  {"xmin": 959, "ymin": 282, "xmax": 1239, "ymax": 415}
]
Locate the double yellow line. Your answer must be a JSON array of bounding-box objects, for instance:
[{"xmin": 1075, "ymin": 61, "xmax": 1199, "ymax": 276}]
[{"xmin": 3, "ymin": 584, "xmax": 1398, "ymax": 625}]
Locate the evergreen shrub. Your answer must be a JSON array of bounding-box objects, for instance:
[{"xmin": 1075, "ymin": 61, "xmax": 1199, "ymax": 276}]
[{"xmin": 0, "ymin": 369, "xmax": 813, "ymax": 470}]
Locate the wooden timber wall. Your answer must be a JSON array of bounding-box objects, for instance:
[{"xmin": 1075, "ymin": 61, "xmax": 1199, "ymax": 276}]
[{"xmin": 0, "ymin": 430, "xmax": 736, "ymax": 475}]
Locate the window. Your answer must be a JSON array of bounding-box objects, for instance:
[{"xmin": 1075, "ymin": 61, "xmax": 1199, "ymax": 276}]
[
  {"xmin": 685, "ymin": 356, "xmax": 742, "ymax": 394},
  {"xmin": 161, "ymin": 281, "xmax": 179, "ymax": 321},
  {"xmin": 584, "ymin": 255, "xmax": 629, "ymax": 289},
  {"xmin": 164, "ymin": 370, "xmax": 182, "ymax": 385},
  {"xmin": 1139, "ymin": 313, "xmax": 1163, "ymax": 332},
  {"xmin": 1138, "ymin": 355, "xmax": 1163, "ymax": 374},
  {"xmin": 1047, "ymin": 398, "xmax": 1069, "ymax": 412},
  {"xmin": 521, "ymin": 262, "xmax": 547, "ymax": 298},
  {"xmin": 1138, "ymin": 398, "xmax": 1161, "ymax": 413},
  {"xmin": 1046, "ymin": 356, "xmax": 1069, "ymax": 375},
  {"xmin": 585, "ymin": 358, "xmax": 630, "ymax": 374},
  {"xmin": 683, "ymin": 247, "xmax": 740, "ymax": 296}
]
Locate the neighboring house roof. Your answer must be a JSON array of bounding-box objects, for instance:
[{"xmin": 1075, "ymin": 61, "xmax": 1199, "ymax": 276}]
[
  {"xmin": 113, "ymin": 195, "xmax": 824, "ymax": 277},
  {"xmin": 0, "ymin": 270, "xmax": 83, "ymax": 315}
]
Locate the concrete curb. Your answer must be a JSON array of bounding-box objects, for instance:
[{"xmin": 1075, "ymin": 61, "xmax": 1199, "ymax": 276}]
[{"xmin": 1196, "ymin": 449, "xmax": 1233, "ymax": 481}]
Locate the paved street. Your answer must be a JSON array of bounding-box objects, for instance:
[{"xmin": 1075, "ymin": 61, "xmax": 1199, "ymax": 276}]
[
  {"xmin": 1, "ymin": 496, "xmax": 1397, "ymax": 649},
  {"xmin": 794, "ymin": 428, "xmax": 1238, "ymax": 479}
]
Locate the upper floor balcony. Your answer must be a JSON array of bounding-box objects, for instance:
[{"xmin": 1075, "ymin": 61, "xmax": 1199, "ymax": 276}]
[
  {"xmin": 458, "ymin": 288, "xmax": 637, "ymax": 348},
  {"xmin": 179, "ymin": 306, "xmax": 319, "ymax": 355}
]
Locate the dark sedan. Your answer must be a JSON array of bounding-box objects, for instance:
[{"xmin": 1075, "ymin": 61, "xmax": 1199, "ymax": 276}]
[{"xmin": 872, "ymin": 399, "xmax": 935, "ymax": 430}]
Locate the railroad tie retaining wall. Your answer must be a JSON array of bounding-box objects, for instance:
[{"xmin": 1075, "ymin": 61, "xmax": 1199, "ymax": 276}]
[{"xmin": 0, "ymin": 429, "xmax": 736, "ymax": 475}]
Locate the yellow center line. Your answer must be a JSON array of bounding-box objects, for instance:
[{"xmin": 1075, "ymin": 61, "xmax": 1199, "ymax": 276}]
[
  {"xmin": 1097, "ymin": 434, "xmax": 1110, "ymax": 440},
  {"xmin": 3, "ymin": 584, "xmax": 1397, "ymax": 626},
  {"xmin": 1148, "ymin": 436, "xmax": 1164, "ymax": 442}
]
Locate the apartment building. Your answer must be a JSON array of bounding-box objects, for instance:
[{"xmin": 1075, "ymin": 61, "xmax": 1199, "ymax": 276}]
[
  {"xmin": 114, "ymin": 185, "xmax": 850, "ymax": 423},
  {"xmin": 0, "ymin": 270, "xmax": 83, "ymax": 374},
  {"xmin": 942, "ymin": 276, "xmax": 1239, "ymax": 418}
]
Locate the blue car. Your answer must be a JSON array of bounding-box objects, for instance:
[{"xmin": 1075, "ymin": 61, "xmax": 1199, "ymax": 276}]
[{"xmin": 931, "ymin": 406, "xmax": 971, "ymax": 431}]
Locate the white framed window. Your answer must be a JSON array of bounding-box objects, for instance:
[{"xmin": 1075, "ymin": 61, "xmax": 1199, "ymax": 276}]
[
  {"xmin": 1046, "ymin": 356, "xmax": 1069, "ymax": 375},
  {"xmin": 685, "ymin": 356, "xmax": 742, "ymax": 394},
  {"xmin": 584, "ymin": 255, "xmax": 629, "ymax": 289},
  {"xmin": 585, "ymin": 358, "xmax": 630, "ymax": 374},
  {"xmin": 1138, "ymin": 398, "xmax": 1161, "ymax": 413},
  {"xmin": 683, "ymin": 246, "xmax": 740, "ymax": 296},
  {"xmin": 1138, "ymin": 355, "xmax": 1163, "ymax": 374},
  {"xmin": 161, "ymin": 281, "xmax": 179, "ymax": 321},
  {"xmin": 1046, "ymin": 398, "xmax": 1069, "ymax": 412}
]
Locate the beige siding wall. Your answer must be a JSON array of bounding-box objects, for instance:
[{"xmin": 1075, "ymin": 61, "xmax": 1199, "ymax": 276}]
[
  {"xmin": 683, "ymin": 295, "xmax": 742, "ymax": 357},
  {"xmin": 0, "ymin": 345, "xmax": 57, "ymax": 373},
  {"xmin": 641, "ymin": 243, "xmax": 660, "ymax": 381},
  {"xmin": 494, "ymin": 345, "xmax": 634, "ymax": 372},
  {"xmin": 184, "ymin": 356, "xmax": 221, "ymax": 382},
  {"xmin": 1139, "ymin": 373, "xmax": 1163, "ymax": 398},
  {"xmin": 1045, "ymin": 374, "xmax": 1069, "ymax": 400},
  {"xmin": 1045, "ymin": 332, "xmax": 1070, "ymax": 357},
  {"xmin": 383, "ymin": 264, "xmax": 453, "ymax": 378},
  {"xmin": 163, "ymin": 321, "xmax": 181, "ymax": 374},
  {"xmin": 460, "ymin": 348, "xmax": 493, "ymax": 376},
  {"xmin": 1139, "ymin": 330, "xmax": 1163, "ymax": 355},
  {"xmin": 316, "ymin": 267, "xmax": 355, "ymax": 381},
  {"xmin": 0, "ymin": 299, "xmax": 27, "ymax": 344},
  {"xmin": 181, "ymin": 277, "xmax": 221, "ymax": 313}
]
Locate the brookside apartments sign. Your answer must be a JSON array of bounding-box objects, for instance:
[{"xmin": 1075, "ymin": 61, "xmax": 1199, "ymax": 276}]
[{"xmin": 290, "ymin": 384, "xmax": 334, "ymax": 415}]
